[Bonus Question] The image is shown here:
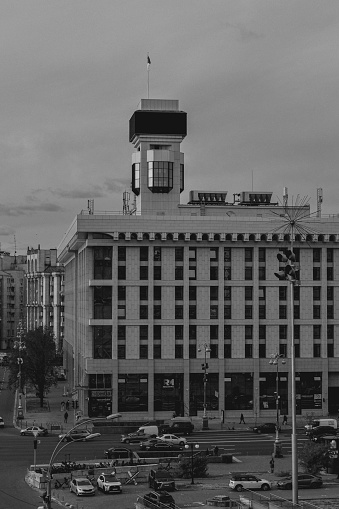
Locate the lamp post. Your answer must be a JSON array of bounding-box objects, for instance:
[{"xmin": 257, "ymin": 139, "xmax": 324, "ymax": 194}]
[
  {"xmin": 184, "ymin": 443, "xmax": 200, "ymax": 484},
  {"xmin": 198, "ymin": 344, "xmax": 211, "ymax": 430},
  {"xmin": 269, "ymin": 353, "xmax": 286, "ymax": 458},
  {"xmin": 43, "ymin": 413, "xmax": 122, "ymax": 508},
  {"xmin": 14, "ymin": 321, "xmax": 25, "ymax": 420}
]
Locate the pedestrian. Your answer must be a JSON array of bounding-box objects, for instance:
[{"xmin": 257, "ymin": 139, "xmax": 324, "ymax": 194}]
[
  {"xmin": 206, "ymin": 447, "xmax": 210, "ymax": 456},
  {"xmin": 283, "ymin": 415, "xmax": 287, "ymax": 425},
  {"xmin": 213, "ymin": 445, "xmax": 219, "ymax": 456},
  {"xmin": 65, "ymin": 400, "xmax": 70, "ymax": 410},
  {"xmin": 61, "ymin": 401, "xmax": 65, "ymax": 412},
  {"xmin": 239, "ymin": 413, "xmax": 246, "ymax": 424},
  {"xmin": 269, "ymin": 458, "xmax": 274, "ymax": 473},
  {"xmin": 64, "ymin": 411, "xmax": 68, "ymax": 423}
]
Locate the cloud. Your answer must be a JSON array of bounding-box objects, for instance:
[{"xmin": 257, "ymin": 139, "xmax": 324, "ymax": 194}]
[
  {"xmin": 0, "ymin": 225, "xmax": 15, "ymax": 236},
  {"xmin": 0, "ymin": 201, "xmax": 62, "ymax": 217}
]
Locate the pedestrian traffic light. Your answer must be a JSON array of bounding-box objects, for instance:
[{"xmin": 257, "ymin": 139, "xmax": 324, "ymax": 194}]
[{"xmin": 274, "ymin": 249, "xmax": 299, "ymax": 283}]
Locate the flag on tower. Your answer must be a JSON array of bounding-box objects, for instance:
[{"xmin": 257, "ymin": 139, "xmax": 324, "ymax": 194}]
[{"xmin": 147, "ymin": 54, "xmax": 151, "ymax": 70}]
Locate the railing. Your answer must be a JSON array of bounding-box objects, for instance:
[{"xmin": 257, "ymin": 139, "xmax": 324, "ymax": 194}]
[{"xmin": 239, "ymin": 489, "xmax": 325, "ymax": 508}]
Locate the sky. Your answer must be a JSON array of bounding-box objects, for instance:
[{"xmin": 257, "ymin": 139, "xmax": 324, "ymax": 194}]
[{"xmin": 1, "ymin": 0, "xmax": 339, "ymax": 255}]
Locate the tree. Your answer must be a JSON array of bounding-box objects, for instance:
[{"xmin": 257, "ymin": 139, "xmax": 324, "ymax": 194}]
[
  {"xmin": 8, "ymin": 327, "xmax": 58, "ymax": 408},
  {"xmin": 177, "ymin": 454, "xmax": 208, "ymax": 479},
  {"xmin": 298, "ymin": 441, "xmax": 331, "ymax": 475}
]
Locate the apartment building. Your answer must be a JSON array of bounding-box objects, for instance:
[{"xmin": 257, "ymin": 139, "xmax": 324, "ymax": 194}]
[{"xmin": 58, "ymin": 98, "xmax": 339, "ymax": 421}]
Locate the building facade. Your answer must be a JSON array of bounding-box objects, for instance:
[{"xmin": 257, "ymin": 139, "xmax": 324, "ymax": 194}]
[{"xmin": 58, "ymin": 98, "xmax": 339, "ymax": 422}]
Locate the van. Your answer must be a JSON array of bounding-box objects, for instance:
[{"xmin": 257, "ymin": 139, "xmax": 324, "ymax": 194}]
[
  {"xmin": 121, "ymin": 425, "xmax": 159, "ymax": 444},
  {"xmin": 160, "ymin": 417, "xmax": 194, "ymax": 436},
  {"xmin": 137, "ymin": 425, "xmax": 159, "ymax": 436},
  {"xmin": 305, "ymin": 418, "xmax": 337, "ymax": 432}
]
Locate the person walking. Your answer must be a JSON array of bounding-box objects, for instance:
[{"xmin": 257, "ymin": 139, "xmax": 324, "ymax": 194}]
[
  {"xmin": 283, "ymin": 415, "xmax": 288, "ymax": 425},
  {"xmin": 269, "ymin": 457, "xmax": 275, "ymax": 473},
  {"xmin": 64, "ymin": 411, "xmax": 68, "ymax": 423},
  {"xmin": 239, "ymin": 413, "xmax": 246, "ymax": 424},
  {"xmin": 61, "ymin": 401, "xmax": 65, "ymax": 412},
  {"xmin": 65, "ymin": 400, "xmax": 70, "ymax": 410}
]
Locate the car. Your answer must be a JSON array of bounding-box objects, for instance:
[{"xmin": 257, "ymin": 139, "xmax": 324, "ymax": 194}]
[
  {"xmin": 148, "ymin": 469, "xmax": 176, "ymax": 491},
  {"xmin": 69, "ymin": 477, "xmax": 96, "ymax": 496},
  {"xmin": 121, "ymin": 431, "xmax": 156, "ymax": 444},
  {"xmin": 144, "ymin": 441, "xmax": 183, "ymax": 452},
  {"xmin": 20, "ymin": 426, "xmax": 48, "ymax": 436},
  {"xmin": 96, "ymin": 472, "xmax": 122, "ymax": 493},
  {"xmin": 143, "ymin": 491, "xmax": 175, "ymax": 509},
  {"xmin": 251, "ymin": 423, "xmax": 279, "ymax": 434},
  {"xmin": 307, "ymin": 426, "xmax": 337, "ymax": 440},
  {"xmin": 0, "ymin": 417, "xmax": 4, "ymax": 428},
  {"xmin": 277, "ymin": 473, "xmax": 323, "ymax": 490},
  {"xmin": 58, "ymin": 429, "xmax": 101, "ymax": 442},
  {"xmin": 140, "ymin": 437, "xmax": 165, "ymax": 450},
  {"xmin": 158, "ymin": 434, "xmax": 187, "ymax": 446},
  {"xmin": 160, "ymin": 418, "xmax": 194, "ymax": 436},
  {"xmin": 104, "ymin": 447, "xmax": 133, "ymax": 459},
  {"xmin": 229, "ymin": 474, "xmax": 271, "ymax": 492}
]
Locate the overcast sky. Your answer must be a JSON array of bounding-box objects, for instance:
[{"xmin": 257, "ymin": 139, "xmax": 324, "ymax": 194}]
[{"xmin": 1, "ymin": 0, "xmax": 339, "ymax": 255}]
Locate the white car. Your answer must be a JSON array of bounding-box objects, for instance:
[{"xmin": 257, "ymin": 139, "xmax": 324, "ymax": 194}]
[
  {"xmin": 96, "ymin": 472, "xmax": 122, "ymax": 494},
  {"xmin": 229, "ymin": 474, "xmax": 271, "ymax": 492},
  {"xmin": 69, "ymin": 477, "xmax": 95, "ymax": 496},
  {"xmin": 0, "ymin": 417, "xmax": 4, "ymax": 428},
  {"xmin": 158, "ymin": 433, "xmax": 187, "ymax": 446}
]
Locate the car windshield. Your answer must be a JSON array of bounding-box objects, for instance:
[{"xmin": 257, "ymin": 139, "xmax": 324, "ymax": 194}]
[
  {"xmin": 105, "ymin": 475, "xmax": 118, "ymax": 482},
  {"xmin": 78, "ymin": 480, "xmax": 91, "ymax": 486}
]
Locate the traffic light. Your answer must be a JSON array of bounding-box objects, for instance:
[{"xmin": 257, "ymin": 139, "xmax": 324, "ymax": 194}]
[{"xmin": 274, "ymin": 250, "xmax": 299, "ymax": 283}]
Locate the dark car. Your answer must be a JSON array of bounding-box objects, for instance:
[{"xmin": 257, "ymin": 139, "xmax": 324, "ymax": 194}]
[
  {"xmin": 140, "ymin": 438, "xmax": 164, "ymax": 450},
  {"xmin": 277, "ymin": 473, "xmax": 323, "ymax": 490},
  {"xmin": 148, "ymin": 469, "xmax": 176, "ymax": 491},
  {"xmin": 307, "ymin": 426, "xmax": 337, "ymax": 440},
  {"xmin": 143, "ymin": 491, "xmax": 175, "ymax": 509},
  {"xmin": 160, "ymin": 419, "xmax": 194, "ymax": 436},
  {"xmin": 144, "ymin": 442, "xmax": 183, "ymax": 452},
  {"xmin": 121, "ymin": 432, "xmax": 156, "ymax": 444},
  {"xmin": 104, "ymin": 447, "xmax": 133, "ymax": 459},
  {"xmin": 252, "ymin": 423, "xmax": 279, "ymax": 434}
]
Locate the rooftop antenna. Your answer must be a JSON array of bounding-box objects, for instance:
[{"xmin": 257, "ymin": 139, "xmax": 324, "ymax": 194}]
[
  {"xmin": 14, "ymin": 235, "xmax": 17, "ymax": 264},
  {"xmin": 123, "ymin": 191, "xmax": 130, "ymax": 215},
  {"xmin": 316, "ymin": 188, "xmax": 323, "ymax": 218},
  {"xmin": 87, "ymin": 199, "xmax": 94, "ymax": 215},
  {"xmin": 283, "ymin": 187, "xmax": 288, "ymax": 207}
]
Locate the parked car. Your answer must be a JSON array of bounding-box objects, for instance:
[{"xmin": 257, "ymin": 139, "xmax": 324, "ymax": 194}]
[
  {"xmin": 69, "ymin": 477, "xmax": 96, "ymax": 496},
  {"xmin": 20, "ymin": 426, "xmax": 48, "ymax": 436},
  {"xmin": 58, "ymin": 429, "xmax": 101, "ymax": 442},
  {"xmin": 0, "ymin": 417, "xmax": 4, "ymax": 428},
  {"xmin": 158, "ymin": 434, "xmax": 187, "ymax": 446},
  {"xmin": 251, "ymin": 423, "xmax": 279, "ymax": 434},
  {"xmin": 148, "ymin": 469, "xmax": 176, "ymax": 492},
  {"xmin": 104, "ymin": 447, "xmax": 133, "ymax": 459},
  {"xmin": 307, "ymin": 426, "xmax": 337, "ymax": 440},
  {"xmin": 143, "ymin": 491, "xmax": 175, "ymax": 509},
  {"xmin": 277, "ymin": 473, "xmax": 323, "ymax": 490},
  {"xmin": 96, "ymin": 472, "xmax": 122, "ymax": 493},
  {"xmin": 144, "ymin": 441, "xmax": 183, "ymax": 452},
  {"xmin": 229, "ymin": 474, "xmax": 271, "ymax": 492}
]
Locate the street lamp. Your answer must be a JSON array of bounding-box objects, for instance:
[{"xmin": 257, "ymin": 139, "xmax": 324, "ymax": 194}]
[
  {"xmin": 184, "ymin": 443, "xmax": 200, "ymax": 484},
  {"xmin": 14, "ymin": 321, "xmax": 25, "ymax": 420},
  {"xmin": 43, "ymin": 413, "xmax": 122, "ymax": 508},
  {"xmin": 269, "ymin": 353, "xmax": 286, "ymax": 458},
  {"xmin": 198, "ymin": 344, "xmax": 211, "ymax": 430}
]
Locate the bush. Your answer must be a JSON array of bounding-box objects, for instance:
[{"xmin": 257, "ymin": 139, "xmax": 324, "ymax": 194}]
[
  {"xmin": 177, "ymin": 454, "xmax": 208, "ymax": 479},
  {"xmin": 298, "ymin": 442, "xmax": 331, "ymax": 475}
]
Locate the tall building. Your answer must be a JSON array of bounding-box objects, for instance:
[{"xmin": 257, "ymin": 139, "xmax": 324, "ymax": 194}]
[
  {"xmin": 58, "ymin": 98, "xmax": 339, "ymax": 421},
  {"xmin": 26, "ymin": 247, "xmax": 64, "ymax": 351},
  {"xmin": 0, "ymin": 252, "xmax": 26, "ymax": 350}
]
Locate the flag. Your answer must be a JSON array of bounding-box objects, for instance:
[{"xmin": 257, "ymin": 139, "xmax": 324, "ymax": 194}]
[{"xmin": 147, "ymin": 54, "xmax": 151, "ymax": 70}]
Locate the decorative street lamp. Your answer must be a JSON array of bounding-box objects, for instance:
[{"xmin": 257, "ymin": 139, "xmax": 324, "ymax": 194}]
[
  {"xmin": 43, "ymin": 413, "xmax": 122, "ymax": 508},
  {"xmin": 269, "ymin": 353, "xmax": 286, "ymax": 458},
  {"xmin": 184, "ymin": 443, "xmax": 200, "ymax": 484},
  {"xmin": 198, "ymin": 344, "xmax": 211, "ymax": 430},
  {"xmin": 14, "ymin": 321, "xmax": 25, "ymax": 420}
]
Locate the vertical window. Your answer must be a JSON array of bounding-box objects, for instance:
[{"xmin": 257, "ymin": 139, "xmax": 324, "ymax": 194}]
[
  {"xmin": 180, "ymin": 164, "xmax": 184, "ymax": 193},
  {"xmin": 294, "ymin": 306, "xmax": 300, "ymax": 319},
  {"xmin": 245, "ymin": 248, "xmax": 253, "ymax": 262},
  {"xmin": 154, "ymin": 305, "xmax": 161, "ymax": 319},
  {"xmin": 258, "ymin": 248, "xmax": 266, "ymax": 262},
  {"xmin": 210, "ymin": 344, "xmax": 218, "ymax": 358},
  {"xmin": 245, "ymin": 325, "xmax": 253, "ymax": 340},
  {"xmin": 327, "ymin": 344, "xmax": 334, "ymax": 358},
  {"xmin": 189, "ymin": 344, "xmax": 197, "ymax": 358},
  {"xmin": 118, "ymin": 305, "xmax": 126, "ymax": 319},
  {"xmin": 279, "ymin": 325, "xmax": 287, "ymax": 340},
  {"xmin": 189, "ymin": 286, "xmax": 197, "ymax": 300},
  {"xmin": 118, "ymin": 246, "xmax": 126, "ymax": 261},
  {"xmin": 94, "ymin": 287, "xmax": 112, "ymax": 319},
  {"xmin": 327, "ymin": 305, "xmax": 334, "ymax": 319},
  {"xmin": 259, "ymin": 287, "xmax": 266, "ymax": 300},
  {"xmin": 327, "ymin": 267, "xmax": 334, "ymax": 281},
  {"xmin": 259, "ymin": 267, "xmax": 266, "ymax": 280},
  {"xmin": 148, "ymin": 161, "xmax": 173, "ymax": 192},
  {"xmin": 189, "ymin": 325, "xmax": 197, "ymax": 339},
  {"xmin": 313, "ymin": 287, "xmax": 321, "ymax": 300},
  {"xmin": 259, "ymin": 344, "xmax": 266, "ymax": 358},
  {"xmin": 313, "ymin": 325, "xmax": 321, "ymax": 340},
  {"xmin": 93, "ymin": 326, "xmax": 112, "ymax": 359},
  {"xmin": 224, "ymin": 344, "xmax": 231, "ymax": 358},
  {"xmin": 140, "ymin": 266, "xmax": 148, "ymax": 280},
  {"xmin": 294, "ymin": 325, "xmax": 300, "ymax": 340},
  {"xmin": 154, "ymin": 247, "xmax": 161, "ymax": 261},
  {"xmin": 327, "ymin": 287, "xmax": 334, "ymax": 300},
  {"xmin": 245, "ymin": 267, "xmax": 253, "ymax": 280},
  {"xmin": 279, "ymin": 287, "xmax": 287, "ymax": 300},
  {"xmin": 279, "ymin": 305, "xmax": 287, "ymax": 320},
  {"xmin": 93, "ymin": 247, "xmax": 112, "ymax": 279},
  {"xmin": 140, "ymin": 305, "xmax": 148, "ymax": 319},
  {"xmin": 140, "ymin": 286, "xmax": 148, "ymax": 300},
  {"xmin": 245, "ymin": 287, "xmax": 253, "ymax": 300},
  {"xmin": 140, "ymin": 247, "xmax": 148, "ymax": 261},
  {"xmin": 294, "ymin": 344, "xmax": 300, "ymax": 358},
  {"xmin": 279, "ymin": 344, "xmax": 287, "ymax": 357},
  {"xmin": 245, "ymin": 305, "xmax": 252, "ymax": 319},
  {"xmin": 259, "ymin": 305, "xmax": 266, "ymax": 319},
  {"xmin": 189, "ymin": 305, "xmax": 197, "ymax": 319},
  {"xmin": 175, "ymin": 345, "xmax": 183, "ymax": 358},
  {"xmin": 210, "ymin": 267, "xmax": 218, "ymax": 280},
  {"xmin": 175, "ymin": 305, "xmax": 184, "ymax": 319},
  {"xmin": 313, "ymin": 248, "xmax": 321, "ymax": 262},
  {"xmin": 117, "ymin": 286, "xmax": 126, "ymax": 300},
  {"xmin": 224, "ymin": 305, "xmax": 231, "ymax": 319},
  {"xmin": 189, "ymin": 247, "xmax": 196, "ymax": 260},
  {"xmin": 210, "ymin": 286, "xmax": 219, "ymax": 300},
  {"xmin": 327, "ymin": 324, "xmax": 334, "ymax": 339},
  {"xmin": 259, "ymin": 325, "xmax": 266, "ymax": 339},
  {"xmin": 140, "ymin": 325, "xmax": 148, "ymax": 339},
  {"xmin": 118, "ymin": 266, "xmax": 126, "ymax": 280},
  {"xmin": 245, "ymin": 344, "xmax": 253, "ymax": 358},
  {"xmin": 140, "ymin": 345, "xmax": 148, "ymax": 359},
  {"xmin": 154, "ymin": 325, "xmax": 161, "ymax": 340},
  {"xmin": 175, "ymin": 325, "xmax": 183, "ymax": 339},
  {"xmin": 210, "ymin": 325, "xmax": 218, "ymax": 340},
  {"xmin": 210, "ymin": 247, "xmax": 218, "ymax": 261},
  {"xmin": 224, "ymin": 266, "xmax": 231, "ymax": 280},
  {"xmin": 313, "ymin": 344, "xmax": 321, "ymax": 358},
  {"xmin": 175, "ymin": 247, "xmax": 184, "ymax": 261},
  {"xmin": 327, "ymin": 248, "xmax": 334, "ymax": 262},
  {"xmin": 153, "ymin": 345, "xmax": 161, "ymax": 359},
  {"xmin": 189, "ymin": 266, "xmax": 197, "ymax": 280},
  {"xmin": 175, "ymin": 286, "xmax": 184, "ymax": 300},
  {"xmin": 154, "ymin": 286, "xmax": 161, "ymax": 300},
  {"xmin": 224, "ymin": 247, "xmax": 231, "ymax": 262},
  {"xmin": 175, "ymin": 266, "xmax": 184, "ymax": 280},
  {"xmin": 210, "ymin": 305, "xmax": 218, "ymax": 319},
  {"xmin": 313, "ymin": 305, "xmax": 321, "ymax": 319},
  {"xmin": 154, "ymin": 266, "xmax": 162, "ymax": 280}
]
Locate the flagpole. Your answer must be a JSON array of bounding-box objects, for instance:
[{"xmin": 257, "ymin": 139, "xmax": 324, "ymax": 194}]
[{"xmin": 147, "ymin": 53, "xmax": 151, "ymax": 99}]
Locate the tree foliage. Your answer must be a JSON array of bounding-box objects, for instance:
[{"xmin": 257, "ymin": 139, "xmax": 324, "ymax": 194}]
[
  {"xmin": 298, "ymin": 441, "xmax": 331, "ymax": 475},
  {"xmin": 177, "ymin": 453, "xmax": 208, "ymax": 479},
  {"xmin": 7, "ymin": 327, "xmax": 58, "ymax": 407}
]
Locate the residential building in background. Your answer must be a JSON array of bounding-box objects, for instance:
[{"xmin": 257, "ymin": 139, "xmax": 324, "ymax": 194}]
[
  {"xmin": 26, "ymin": 247, "xmax": 64, "ymax": 351},
  {"xmin": 58, "ymin": 98, "xmax": 339, "ymax": 422}
]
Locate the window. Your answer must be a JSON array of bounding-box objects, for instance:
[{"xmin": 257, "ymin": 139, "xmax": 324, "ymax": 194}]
[
  {"xmin": 210, "ymin": 344, "xmax": 218, "ymax": 358},
  {"xmin": 154, "ymin": 325, "xmax": 161, "ymax": 340},
  {"xmin": 118, "ymin": 305, "xmax": 126, "ymax": 319},
  {"xmin": 224, "ymin": 266, "xmax": 231, "ymax": 280},
  {"xmin": 245, "ymin": 344, "xmax": 253, "ymax": 358},
  {"xmin": 175, "ymin": 325, "xmax": 183, "ymax": 340},
  {"xmin": 224, "ymin": 344, "xmax": 231, "ymax": 358},
  {"xmin": 175, "ymin": 286, "xmax": 184, "ymax": 300},
  {"xmin": 118, "ymin": 286, "xmax": 126, "ymax": 300},
  {"xmin": 313, "ymin": 344, "xmax": 321, "ymax": 358},
  {"xmin": 279, "ymin": 287, "xmax": 287, "ymax": 300},
  {"xmin": 210, "ymin": 286, "xmax": 219, "ymax": 300},
  {"xmin": 153, "ymin": 345, "xmax": 161, "ymax": 359},
  {"xmin": 245, "ymin": 325, "xmax": 253, "ymax": 340},
  {"xmin": 175, "ymin": 266, "xmax": 184, "ymax": 280},
  {"xmin": 224, "ymin": 325, "xmax": 231, "ymax": 339},
  {"xmin": 245, "ymin": 287, "xmax": 253, "ymax": 300},
  {"xmin": 259, "ymin": 305, "xmax": 266, "ymax": 319},
  {"xmin": 140, "ymin": 286, "xmax": 148, "ymax": 301},
  {"xmin": 245, "ymin": 248, "xmax": 253, "ymax": 262},
  {"xmin": 293, "ymin": 286, "xmax": 300, "ymax": 300},
  {"xmin": 189, "ymin": 344, "xmax": 196, "ymax": 358},
  {"xmin": 313, "ymin": 267, "xmax": 321, "ymax": 281},
  {"xmin": 94, "ymin": 286, "xmax": 112, "ymax": 319},
  {"xmin": 224, "ymin": 248, "xmax": 231, "ymax": 262},
  {"xmin": 313, "ymin": 248, "xmax": 321, "ymax": 263},
  {"xmin": 140, "ymin": 325, "xmax": 148, "ymax": 340},
  {"xmin": 118, "ymin": 325, "xmax": 126, "ymax": 340},
  {"xmin": 189, "ymin": 286, "xmax": 197, "ymax": 300},
  {"xmin": 140, "ymin": 345, "xmax": 148, "ymax": 359},
  {"xmin": 259, "ymin": 287, "xmax": 266, "ymax": 300},
  {"xmin": 189, "ymin": 325, "xmax": 197, "ymax": 339},
  {"xmin": 210, "ymin": 247, "xmax": 218, "ymax": 261},
  {"xmin": 140, "ymin": 305, "xmax": 148, "ymax": 319},
  {"xmin": 279, "ymin": 325, "xmax": 287, "ymax": 340},
  {"xmin": 258, "ymin": 248, "xmax": 266, "ymax": 262},
  {"xmin": 313, "ymin": 287, "xmax": 321, "ymax": 300},
  {"xmin": 327, "ymin": 305, "xmax": 334, "ymax": 319},
  {"xmin": 175, "ymin": 305, "xmax": 184, "ymax": 319},
  {"xmin": 118, "ymin": 266, "xmax": 126, "ymax": 280},
  {"xmin": 210, "ymin": 305, "xmax": 218, "ymax": 319},
  {"xmin": 210, "ymin": 267, "xmax": 218, "ymax": 280},
  {"xmin": 259, "ymin": 325, "xmax": 266, "ymax": 339},
  {"xmin": 245, "ymin": 305, "xmax": 252, "ymax": 319},
  {"xmin": 259, "ymin": 267, "xmax": 266, "ymax": 280},
  {"xmin": 245, "ymin": 267, "xmax": 253, "ymax": 280},
  {"xmin": 327, "ymin": 267, "xmax": 333, "ymax": 281},
  {"xmin": 279, "ymin": 305, "xmax": 287, "ymax": 320},
  {"xmin": 175, "ymin": 345, "xmax": 183, "ymax": 358},
  {"xmin": 294, "ymin": 325, "xmax": 300, "ymax": 340},
  {"xmin": 154, "ymin": 247, "xmax": 161, "ymax": 261},
  {"xmin": 175, "ymin": 247, "xmax": 184, "ymax": 261},
  {"xmin": 327, "ymin": 248, "xmax": 334, "ymax": 262},
  {"xmin": 93, "ymin": 326, "xmax": 112, "ymax": 359},
  {"xmin": 294, "ymin": 344, "xmax": 300, "ymax": 358},
  {"xmin": 313, "ymin": 325, "xmax": 321, "ymax": 340},
  {"xmin": 210, "ymin": 325, "xmax": 218, "ymax": 340},
  {"xmin": 259, "ymin": 344, "xmax": 266, "ymax": 358},
  {"xmin": 118, "ymin": 345, "xmax": 126, "ymax": 359},
  {"xmin": 140, "ymin": 266, "xmax": 148, "ymax": 280},
  {"xmin": 118, "ymin": 246, "xmax": 126, "ymax": 261},
  {"xmin": 327, "ymin": 324, "xmax": 334, "ymax": 339},
  {"xmin": 279, "ymin": 344, "xmax": 287, "ymax": 357},
  {"xmin": 327, "ymin": 287, "xmax": 334, "ymax": 300},
  {"xmin": 224, "ymin": 287, "xmax": 231, "ymax": 300},
  {"xmin": 313, "ymin": 305, "xmax": 321, "ymax": 319},
  {"xmin": 154, "ymin": 286, "xmax": 161, "ymax": 300},
  {"xmin": 224, "ymin": 305, "xmax": 231, "ymax": 319},
  {"xmin": 93, "ymin": 247, "xmax": 112, "ymax": 279},
  {"xmin": 189, "ymin": 305, "xmax": 196, "ymax": 319},
  {"xmin": 140, "ymin": 246, "xmax": 148, "ymax": 261},
  {"xmin": 294, "ymin": 306, "xmax": 300, "ymax": 319},
  {"xmin": 154, "ymin": 266, "xmax": 162, "ymax": 280},
  {"xmin": 148, "ymin": 161, "xmax": 173, "ymax": 192},
  {"xmin": 327, "ymin": 344, "xmax": 334, "ymax": 358},
  {"xmin": 154, "ymin": 305, "xmax": 161, "ymax": 319},
  {"xmin": 189, "ymin": 247, "xmax": 196, "ymax": 260}
]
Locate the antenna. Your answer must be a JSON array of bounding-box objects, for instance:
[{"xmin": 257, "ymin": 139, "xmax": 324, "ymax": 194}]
[
  {"xmin": 283, "ymin": 187, "xmax": 288, "ymax": 207},
  {"xmin": 123, "ymin": 191, "xmax": 130, "ymax": 215},
  {"xmin": 87, "ymin": 199, "xmax": 94, "ymax": 214},
  {"xmin": 316, "ymin": 188, "xmax": 323, "ymax": 218},
  {"xmin": 14, "ymin": 235, "xmax": 17, "ymax": 263}
]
